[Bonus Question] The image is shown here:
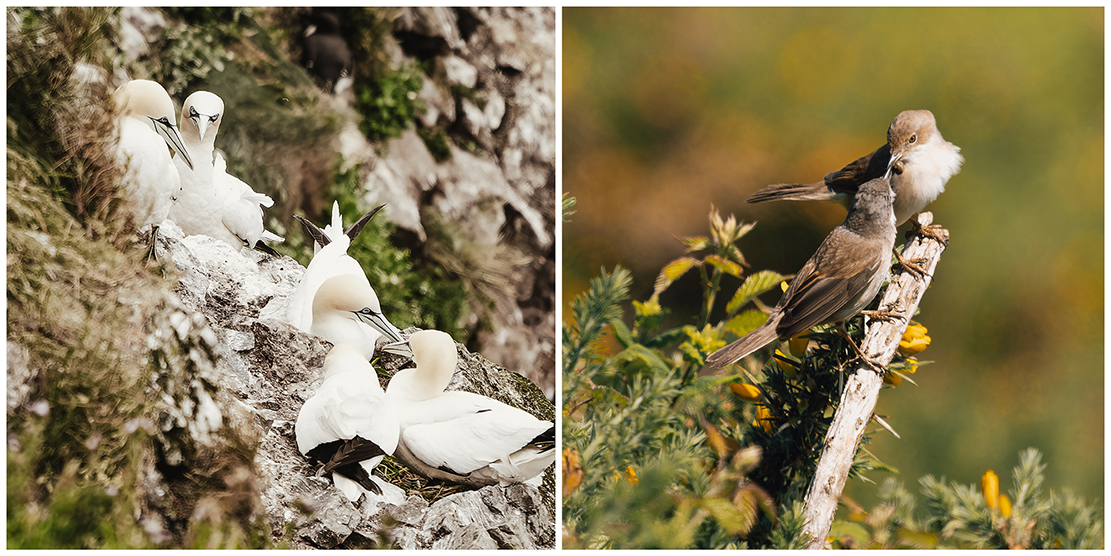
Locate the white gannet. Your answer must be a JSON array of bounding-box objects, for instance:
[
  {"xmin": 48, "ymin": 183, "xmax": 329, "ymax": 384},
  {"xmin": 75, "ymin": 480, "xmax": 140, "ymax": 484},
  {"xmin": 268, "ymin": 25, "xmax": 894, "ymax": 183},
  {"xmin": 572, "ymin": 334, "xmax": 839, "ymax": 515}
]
[
  {"xmin": 296, "ymin": 343, "xmax": 401, "ymax": 502},
  {"xmin": 285, "ymin": 203, "xmax": 389, "ymax": 357},
  {"xmin": 166, "ymin": 90, "xmax": 283, "ymax": 252},
  {"xmin": 111, "ymin": 79, "xmax": 194, "ymax": 256},
  {"xmin": 309, "ymin": 274, "xmax": 405, "ymax": 357},
  {"xmin": 382, "ymin": 330, "xmax": 556, "ymax": 488}
]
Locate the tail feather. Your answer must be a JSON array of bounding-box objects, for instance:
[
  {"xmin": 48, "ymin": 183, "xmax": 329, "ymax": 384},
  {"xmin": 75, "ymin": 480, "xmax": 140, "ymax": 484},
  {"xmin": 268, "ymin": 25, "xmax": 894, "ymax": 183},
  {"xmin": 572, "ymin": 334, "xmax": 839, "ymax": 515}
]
[
  {"xmin": 747, "ymin": 182, "xmax": 835, "ymax": 204},
  {"xmin": 704, "ymin": 314, "xmax": 781, "ymax": 372}
]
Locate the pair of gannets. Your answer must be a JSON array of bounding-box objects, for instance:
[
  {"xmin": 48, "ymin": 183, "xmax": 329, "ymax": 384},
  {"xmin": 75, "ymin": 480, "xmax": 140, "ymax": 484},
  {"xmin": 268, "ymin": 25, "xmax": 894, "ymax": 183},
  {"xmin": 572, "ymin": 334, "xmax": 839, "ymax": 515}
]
[
  {"xmin": 111, "ymin": 80, "xmax": 194, "ymax": 248},
  {"xmin": 285, "ymin": 203, "xmax": 403, "ymax": 357},
  {"xmin": 298, "ymin": 330, "xmax": 555, "ymax": 500},
  {"xmin": 167, "ymin": 91, "xmax": 283, "ymax": 251}
]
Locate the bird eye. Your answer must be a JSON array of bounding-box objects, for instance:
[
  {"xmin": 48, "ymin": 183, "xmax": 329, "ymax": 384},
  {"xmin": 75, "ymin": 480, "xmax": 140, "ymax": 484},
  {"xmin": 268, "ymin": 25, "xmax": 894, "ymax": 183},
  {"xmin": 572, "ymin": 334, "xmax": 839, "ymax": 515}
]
[
  {"xmin": 360, "ymin": 308, "xmax": 374, "ymax": 315},
  {"xmin": 156, "ymin": 117, "xmax": 171, "ymax": 126},
  {"xmin": 189, "ymin": 106, "xmax": 199, "ymax": 118},
  {"xmin": 209, "ymin": 115, "xmax": 219, "ymax": 123},
  {"xmin": 909, "ymin": 134, "xmax": 917, "ymax": 143}
]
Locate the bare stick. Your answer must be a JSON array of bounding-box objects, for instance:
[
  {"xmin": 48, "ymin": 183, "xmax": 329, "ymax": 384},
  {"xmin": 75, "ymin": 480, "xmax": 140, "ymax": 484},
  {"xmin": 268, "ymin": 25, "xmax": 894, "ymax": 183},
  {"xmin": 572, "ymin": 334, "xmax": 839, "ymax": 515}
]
[{"xmin": 801, "ymin": 212, "xmax": 950, "ymax": 549}]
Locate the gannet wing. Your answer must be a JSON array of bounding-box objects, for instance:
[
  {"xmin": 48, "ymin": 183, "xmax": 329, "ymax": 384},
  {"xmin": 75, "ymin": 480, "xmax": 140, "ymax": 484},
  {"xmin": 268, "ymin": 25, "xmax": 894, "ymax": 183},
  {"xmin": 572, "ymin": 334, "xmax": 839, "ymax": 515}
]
[{"xmin": 401, "ymin": 396, "xmax": 551, "ymax": 475}]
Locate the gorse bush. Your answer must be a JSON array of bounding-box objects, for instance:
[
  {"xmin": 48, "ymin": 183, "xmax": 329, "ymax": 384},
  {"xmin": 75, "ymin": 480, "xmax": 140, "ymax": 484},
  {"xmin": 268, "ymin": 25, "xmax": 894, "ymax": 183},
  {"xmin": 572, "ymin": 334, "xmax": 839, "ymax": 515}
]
[{"xmin": 561, "ymin": 202, "xmax": 1103, "ymax": 549}]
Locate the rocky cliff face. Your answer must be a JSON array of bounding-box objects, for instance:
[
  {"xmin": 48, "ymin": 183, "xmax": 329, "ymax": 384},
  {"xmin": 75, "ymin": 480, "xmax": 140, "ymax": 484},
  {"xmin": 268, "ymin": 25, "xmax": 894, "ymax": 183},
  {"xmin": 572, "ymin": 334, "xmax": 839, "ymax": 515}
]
[
  {"xmin": 338, "ymin": 7, "xmax": 556, "ymax": 398},
  {"xmin": 155, "ymin": 221, "xmax": 555, "ymax": 548}
]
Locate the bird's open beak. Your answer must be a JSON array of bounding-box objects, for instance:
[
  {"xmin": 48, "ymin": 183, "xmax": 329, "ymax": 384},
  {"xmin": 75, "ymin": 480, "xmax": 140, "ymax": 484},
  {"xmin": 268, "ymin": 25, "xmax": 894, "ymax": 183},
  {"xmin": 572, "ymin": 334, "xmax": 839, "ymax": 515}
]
[
  {"xmin": 883, "ymin": 149, "xmax": 903, "ymax": 181},
  {"xmin": 380, "ymin": 340, "xmax": 413, "ymax": 358},
  {"xmin": 353, "ymin": 310, "xmax": 405, "ymax": 345},
  {"xmin": 153, "ymin": 119, "xmax": 194, "ymax": 171}
]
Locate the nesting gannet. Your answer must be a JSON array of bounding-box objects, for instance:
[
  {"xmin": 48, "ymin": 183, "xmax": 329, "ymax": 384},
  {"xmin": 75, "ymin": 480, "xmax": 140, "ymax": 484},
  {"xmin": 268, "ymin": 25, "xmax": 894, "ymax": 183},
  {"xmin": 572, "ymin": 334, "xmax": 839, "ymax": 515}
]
[
  {"xmin": 309, "ymin": 274, "xmax": 405, "ymax": 357},
  {"xmin": 296, "ymin": 343, "xmax": 401, "ymax": 501},
  {"xmin": 382, "ymin": 330, "xmax": 556, "ymax": 487},
  {"xmin": 167, "ymin": 90, "xmax": 283, "ymax": 252},
  {"xmin": 285, "ymin": 203, "xmax": 389, "ymax": 357},
  {"xmin": 111, "ymin": 80, "xmax": 194, "ymax": 255}
]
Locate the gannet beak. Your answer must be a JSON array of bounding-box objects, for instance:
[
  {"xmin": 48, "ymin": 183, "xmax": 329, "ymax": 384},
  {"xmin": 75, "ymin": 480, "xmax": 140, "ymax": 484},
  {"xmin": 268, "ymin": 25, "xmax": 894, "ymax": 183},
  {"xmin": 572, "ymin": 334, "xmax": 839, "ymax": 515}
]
[
  {"xmin": 194, "ymin": 116, "xmax": 211, "ymax": 142},
  {"xmin": 380, "ymin": 340, "xmax": 413, "ymax": 358},
  {"xmin": 352, "ymin": 308, "xmax": 405, "ymax": 344},
  {"xmin": 153, "ymin": 117, "xmax": 194, "ymax": 171}
]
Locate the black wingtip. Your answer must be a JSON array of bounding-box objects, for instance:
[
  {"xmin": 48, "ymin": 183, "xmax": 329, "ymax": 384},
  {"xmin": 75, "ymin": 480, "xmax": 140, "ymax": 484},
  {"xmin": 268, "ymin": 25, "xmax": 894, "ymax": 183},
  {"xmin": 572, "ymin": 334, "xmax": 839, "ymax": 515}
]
[
  {"xmin": 344, "ymin": 204, "xmax": 385, "ymax": 242},
  {"xmin": 253, "ymin": 241, "xmax": 281, "ymax": 257},
  {"xmin": 295, "ymin": 214, "xmax": 331, "ymax": 248}
]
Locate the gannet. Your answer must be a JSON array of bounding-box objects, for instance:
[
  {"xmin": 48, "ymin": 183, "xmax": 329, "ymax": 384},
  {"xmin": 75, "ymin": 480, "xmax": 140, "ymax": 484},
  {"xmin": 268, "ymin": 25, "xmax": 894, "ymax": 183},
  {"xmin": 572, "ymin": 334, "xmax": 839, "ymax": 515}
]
[
  {"xmin": 167, "ymin": 90, "xmax": 283, "ymax": 252},
  {"xmin": 285, "ymin": 203, "xmax": 389, "ymax": 357},
  {"xmin": 296, "ymin": 343, "xmax": 401, "ymax": 501},
  {"xmin": 382, "ymin": 330, "xmax": 556, "ymax": 488},
  {"xmin": 111, "ymin": 79, "xmax": 194, "ymax": 255},
  {"xmin": 309, "ymin": 274, "xmax": 405, "ymax": 358}
]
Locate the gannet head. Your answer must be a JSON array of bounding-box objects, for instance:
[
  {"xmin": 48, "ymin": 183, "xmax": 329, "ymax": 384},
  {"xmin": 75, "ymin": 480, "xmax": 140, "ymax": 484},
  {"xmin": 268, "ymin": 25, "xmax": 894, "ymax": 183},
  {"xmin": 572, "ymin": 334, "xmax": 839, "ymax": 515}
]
[
  {"xmin": 312, "ymin": 274, "xmax": 405, "ymax": 344},
  {"xmin": 181, "ymin": 91, "xmax": 224, "ymax": 144},
  {"xmin": 323, "ymin": 343, "xmax": 379, "ymax": 386},
  {"xmin": 112, "ymin": 79, "xmax": 194, "ymax": 170},
  {"xmin": 386, "ymin": 330, "xmax": 458, "ymax": 399}
]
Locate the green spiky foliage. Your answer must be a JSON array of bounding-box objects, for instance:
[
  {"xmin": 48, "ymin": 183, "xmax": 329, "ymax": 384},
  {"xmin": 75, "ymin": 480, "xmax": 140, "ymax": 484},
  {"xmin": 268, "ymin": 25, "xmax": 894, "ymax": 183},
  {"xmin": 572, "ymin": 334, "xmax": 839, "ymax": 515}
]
[
  {"xmin": 829, "ymin": 449, "xmax": 1102, "ymax": 549},
  {"xmin": 563, "ymin": 206, "xmax": 927, "ymax": 548},
  {"xmin": 7, "ymin": 8, "xmax": 274, "ymax": 548}
]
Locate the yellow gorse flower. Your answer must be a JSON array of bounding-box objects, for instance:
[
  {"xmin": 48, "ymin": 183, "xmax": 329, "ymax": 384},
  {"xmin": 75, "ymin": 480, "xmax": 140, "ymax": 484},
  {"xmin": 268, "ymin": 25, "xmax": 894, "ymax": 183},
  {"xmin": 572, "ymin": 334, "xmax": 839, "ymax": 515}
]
[
  {"xmin": 899, "ymin": 323, "xmax": 931, "ymax": 355},
  {"xmin": 982, "ymin": 470, "xmax": 999, "ymax": 510},
  {"xmin": 624, "ymin": 466, "xmax": 638, "ymax": 485},
  {"xmin": 774, "ymin": 349, "xmax": 798, "ymax": 378},
  {"xmin": 1000, "ymin": 494, "xmax": 1012, "ymax": 517},
  {"xmin": 562, "ymin": 447, "xmax": 584, "ymax": 497},
  {"xmin": 787, "ymin": 335, "xmax": 808, "ymax": 358},
  {"xmin": 753, "ymin": 404, "xmax": 773, "ymax": 433},
  {"xmin": 883, "ymin": 372, "xmax": 902, "ymax": 386},
  {"xmin": 729, "ymin": 383, "xmax": 762, "ymax": 402}
]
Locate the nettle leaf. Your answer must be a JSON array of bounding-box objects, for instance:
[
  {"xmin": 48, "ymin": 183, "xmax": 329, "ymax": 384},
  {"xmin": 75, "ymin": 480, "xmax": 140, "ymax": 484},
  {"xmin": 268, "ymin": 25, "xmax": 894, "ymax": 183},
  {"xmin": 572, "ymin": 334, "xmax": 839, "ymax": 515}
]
[
  {"xmin": 726, "ymin": 270, "xmax": 787, "ymax": 315},
  {"xmin": 654, "ymin": 257, "xmax": 700, "ymax": 297},
  {"xmin": 679, "ymin": 235, "xmax": 711, "ymax": 253},
  {"xmin": 610, "ymin": 318, "xmax": 635, "ymax": 348},
  {"xmin": 724, "ymin": 310, "xmax": 770, "ymax": 339},
  {"xmin": 613, "ymin": 344, "xmax": 672, "ymax": 375},
  {"xmin": 705, "ymin": 255, "xmax": 743, "ymax": 279}
]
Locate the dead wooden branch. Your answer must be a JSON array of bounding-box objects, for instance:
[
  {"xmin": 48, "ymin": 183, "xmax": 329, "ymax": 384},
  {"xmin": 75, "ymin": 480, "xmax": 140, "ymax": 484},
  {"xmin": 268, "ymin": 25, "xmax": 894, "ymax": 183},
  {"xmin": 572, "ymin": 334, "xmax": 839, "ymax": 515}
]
[{"xmin": 801, "ymin": 211, "xmax": 950, "ymax": 549}]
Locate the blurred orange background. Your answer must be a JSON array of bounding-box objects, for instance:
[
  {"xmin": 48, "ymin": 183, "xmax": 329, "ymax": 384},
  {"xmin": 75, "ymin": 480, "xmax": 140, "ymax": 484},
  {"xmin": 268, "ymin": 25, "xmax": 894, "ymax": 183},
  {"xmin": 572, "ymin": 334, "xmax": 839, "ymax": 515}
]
[{"xmin": 563, "ymin": 7, "xmax": 1102, "ymax": 508}]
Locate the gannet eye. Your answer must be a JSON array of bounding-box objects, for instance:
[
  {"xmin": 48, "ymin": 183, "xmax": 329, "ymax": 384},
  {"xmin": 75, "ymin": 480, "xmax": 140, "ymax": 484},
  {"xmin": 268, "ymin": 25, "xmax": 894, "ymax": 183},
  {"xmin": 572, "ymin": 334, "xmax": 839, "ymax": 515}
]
[
  {"xmin": 155, "ymin": 117, "xmax": 171, "ymax": 126},
  {"xmin": 359, "ymin": 308, "xmax": 376, "ymax": 316},
  {"xmin": 189, "ymin": 106, "xmax": 199, "ymax": 118},
  {"xmin": 209, "ymin": 115, "xmax": 219, "ymax": 123}
]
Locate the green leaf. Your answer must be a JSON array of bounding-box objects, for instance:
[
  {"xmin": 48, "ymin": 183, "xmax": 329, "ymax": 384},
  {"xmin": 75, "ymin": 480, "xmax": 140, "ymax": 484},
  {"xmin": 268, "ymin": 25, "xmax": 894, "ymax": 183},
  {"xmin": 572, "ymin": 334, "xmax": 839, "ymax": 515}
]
[
  {"xmin": 610, "ymin": 317, "xmax": 635, "ymax": 348},
  {"xmin": 705, "ymin": 254, "xmax": 743, "ymax": 279},
  {"xmin": 642, "ymin": 327, "xmax": 688, "ymax": 349},
  {"xmin": 724, "ymin": 310, "xmax": 770, "ymax": 339},
  {"xmin": 726, "ymin": 270, "xmax": 787, "ymax": 315},
  {"xmin": 654, "ymin": 257, "xmax": 699, "ymax": 297},
  {"xmin": 702, "ymin": 496, "xmax": 754, "ymax": 536},
  {"xmin": 613, "ymin": 344, "xmax": 672, "ymax": 375},
  {"xmin": 679, "ymin": 235, "xmax": 710, "ymax": 253}
]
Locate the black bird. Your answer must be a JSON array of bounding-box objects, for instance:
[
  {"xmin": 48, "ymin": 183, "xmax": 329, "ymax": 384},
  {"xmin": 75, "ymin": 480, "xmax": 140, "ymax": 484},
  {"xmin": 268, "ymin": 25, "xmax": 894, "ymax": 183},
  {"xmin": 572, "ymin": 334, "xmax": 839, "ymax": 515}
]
[{"xmin": 303, "ymin": 12, "xmax": 352, "ymax": 94}]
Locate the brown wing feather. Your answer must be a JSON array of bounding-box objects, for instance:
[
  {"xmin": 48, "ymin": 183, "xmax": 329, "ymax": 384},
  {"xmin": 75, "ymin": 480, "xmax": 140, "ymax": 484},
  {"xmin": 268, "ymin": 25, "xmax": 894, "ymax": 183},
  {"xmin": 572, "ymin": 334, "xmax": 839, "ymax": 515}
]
[
  {"xmin": 823, "ymin": 143, "xmax": 891, "ymax": 193},
  {"xmin": 775, "ymin": 229, "xmax": 884, "ymax": 340}
]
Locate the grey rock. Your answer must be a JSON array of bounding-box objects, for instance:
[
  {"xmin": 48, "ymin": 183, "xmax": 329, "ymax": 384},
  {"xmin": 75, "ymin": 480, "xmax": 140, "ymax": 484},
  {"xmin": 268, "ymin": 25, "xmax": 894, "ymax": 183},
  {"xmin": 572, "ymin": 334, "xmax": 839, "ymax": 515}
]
[{"xmin": 158, "ymin": 215, "xmax": 554, "ymax": 549}]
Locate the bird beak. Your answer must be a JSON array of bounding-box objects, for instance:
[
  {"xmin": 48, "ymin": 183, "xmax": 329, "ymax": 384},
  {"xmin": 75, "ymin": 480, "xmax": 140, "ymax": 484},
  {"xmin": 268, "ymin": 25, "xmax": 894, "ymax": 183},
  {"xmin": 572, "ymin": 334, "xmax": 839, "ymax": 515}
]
[
  {"xmin": 380, "ymin": 340, "xmax": 413, "ymax": 358},
  {"xmin": 153, "ymin": 118, "xmax": 194, "ymax": 171},
  {"xmin": 352, "ymin": 310, "xmax": 405, "ymax": 344},
  {"xmin": 194, "ymin": 115, "xmax": 212, "ymax": 142},
  {"xmin": 883, "ymin": 149, "xmax": 903, "ymax": 181}
]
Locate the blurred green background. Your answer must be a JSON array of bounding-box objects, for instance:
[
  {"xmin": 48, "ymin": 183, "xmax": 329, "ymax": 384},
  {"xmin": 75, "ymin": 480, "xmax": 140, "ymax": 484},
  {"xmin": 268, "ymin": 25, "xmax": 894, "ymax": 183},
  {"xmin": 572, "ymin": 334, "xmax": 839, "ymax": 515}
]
[{"xmin": 563, "ymin": 7, "xmax": 1102, "ymax": 510}]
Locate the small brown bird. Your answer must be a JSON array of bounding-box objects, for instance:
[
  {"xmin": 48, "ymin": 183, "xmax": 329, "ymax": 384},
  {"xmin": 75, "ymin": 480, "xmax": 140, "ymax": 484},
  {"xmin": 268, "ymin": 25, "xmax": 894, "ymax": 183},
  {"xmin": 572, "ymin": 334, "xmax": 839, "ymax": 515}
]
[
  {"xmin": 748, "ymin": 110, "xmax": 961, "ymax": 252},
  {"xmin": 705, "ymin": 176, "xmax": 897, "ymax": 372}
]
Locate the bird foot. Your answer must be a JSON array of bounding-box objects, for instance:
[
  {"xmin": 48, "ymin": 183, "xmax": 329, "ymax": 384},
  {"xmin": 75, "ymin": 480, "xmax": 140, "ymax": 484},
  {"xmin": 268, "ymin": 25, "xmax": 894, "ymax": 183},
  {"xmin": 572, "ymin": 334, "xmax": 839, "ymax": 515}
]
[
  {"xmin": 906, "ymin": 216, "xmax": 949, "ymax": 245},
  {"xmin": 892, "ymin": 249, "xmax": 930, "ymax": 279},
  {"xmin": 861, "ymin": 309, "xmax": 904, "ymax": 323}
]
